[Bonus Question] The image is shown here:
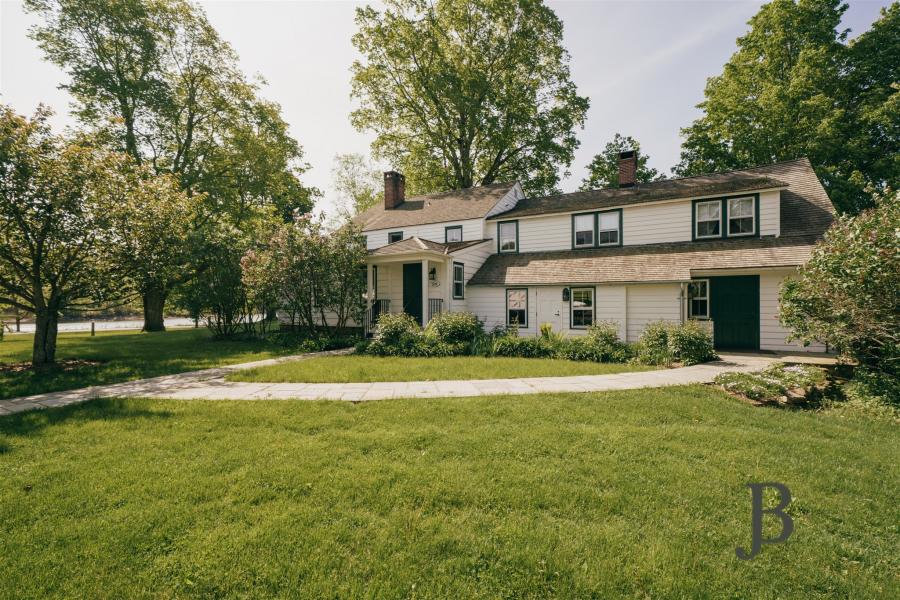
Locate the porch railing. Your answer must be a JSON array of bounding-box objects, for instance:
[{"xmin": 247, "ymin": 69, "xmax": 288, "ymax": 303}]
[
  {"xmin": 428, "ymin": 298, "xmax": 443, "ymax": 322},
  {"xmin": 364, "ymin": 299, "xmax": 390, "ymax": 337}
]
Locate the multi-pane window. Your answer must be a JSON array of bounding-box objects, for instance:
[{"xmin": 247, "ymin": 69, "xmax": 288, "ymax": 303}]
[
  {"xmin": 499, "ymin": 221, "xmax": 518, "ymax": 253},
  {"xmin": 688, "ymin": 280, "xmax": 709, "ymax": 319},
  {"xmin": 571, "ymin": 288, "xmax": 594, "ymax": 328},
  {"xmin": 452, "ymin": 262, "xmax": 465, "ymax": 299},
  {"xmin": 388, "ymin": 231, "xmax": 403, "ymax": 243},
  {"xmin": 728, "ymin": 197, "xmax": 755, "ymax": 236},
  {"xmin": 445, "ymin": 225, "xmax": 463, "ymax": 243},
  {"xmin": 573, "ymin": 214, "xmax": 594, "ymax": 247},
  {"xmin": 597, "ymin": 211, "xmax": 619, "ymax": 246},
  {"xmin": 506, "ymin": 288, "xmax": 527, "ymax": 327},
  {"xmin": 695, "ymin": 201, "xmax": 721, "ymax": 238}
]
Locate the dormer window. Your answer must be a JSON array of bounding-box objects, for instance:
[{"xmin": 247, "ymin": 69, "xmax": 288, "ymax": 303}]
[
  {"xmin": 695, "ymin": 200, "xmax": 721, "ymax": 239},
  {"xmin": 498, "ymin": 221, "xmax": 518, "ymax": 253},
  {"xmin": 573, "ymin": 214, "xmax": 594, "ymax": 247},
  {"xmin": 571, "ymin": 210, "xmax": 621, "ymax": 248},
  {"xmin": 597, "ymin": 211, "xmax": 620, "ymax": 246},
  {"xmin": 728, "ymin": 197, "xmax": 756, "ymax": 236},
  {"xmin": 445, "ymin": 225, "xmax": 463, "ymax": 243}
]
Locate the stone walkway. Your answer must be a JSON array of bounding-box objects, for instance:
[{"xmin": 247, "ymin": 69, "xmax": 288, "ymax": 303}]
[{"xmin": 0, "ymin": 350, "xmax": 818, "ymax": 417}]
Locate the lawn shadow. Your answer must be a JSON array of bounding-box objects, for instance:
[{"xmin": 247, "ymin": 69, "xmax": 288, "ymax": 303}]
[{"xmin": 0, "ymin": 398, "xmax": 172, "ymax": 442}]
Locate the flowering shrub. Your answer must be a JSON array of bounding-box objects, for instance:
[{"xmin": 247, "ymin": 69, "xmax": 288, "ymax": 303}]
[{"xmin": 714, "ymin": 363, "xmax": 826, "ymax": 402}]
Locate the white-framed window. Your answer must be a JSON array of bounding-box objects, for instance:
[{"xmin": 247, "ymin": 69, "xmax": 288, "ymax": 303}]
[
  {"xmin": 688, "ymin": 279, "xmax": 709, "ymax": 319},
  {"xmin": 597, "ymin": 211, "xmax": 620, "ymax": 246},
  {"xmin": 571, "ymin": 287, "xmax": 594, "ymax": 328},
  {"xmin": 506, "ymin": 288, "xmax": 528, "ymax": 327},
  {"xmin": 445, "ymin": 225, "xmax": 463, "ymax": 243},
  {"xmin": 695, "ymin": 200, "xmax": 721, "ymax": 239},
  {"xmin": 573, "ymin": 213, "xmax": 594, "ymax": 248},
  {"xmin": 388, "ymin": 231, "xmax": 403, "ymax": 243},
  {"xmin": 728, "ymin": 196, "xmax": 756, "ymax": 236},
  {"xmin": 452, "ymin": 262, "xmax": 465, "ymax": 299},
  {"xmin": 498, "ymin": 221, "xmax": 518, "ymax": 253}
]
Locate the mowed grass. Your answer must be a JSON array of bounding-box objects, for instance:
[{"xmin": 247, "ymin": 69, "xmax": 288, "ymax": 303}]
[
  {"xmin": 0, "ymin": 329, "xmax": 295, "ymax": 399},
  {"xmin": 227, "ymin": 354, "xmax": 655, "ymax": 383},
  {"xmin": 1, "ymin": 387, "xmax": 897, "ymax": 598}
]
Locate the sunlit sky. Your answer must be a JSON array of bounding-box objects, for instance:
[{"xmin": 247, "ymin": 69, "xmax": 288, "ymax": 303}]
[{"xmin": 1, "ymin": 0, "xmax": 891, "ymax": 214}]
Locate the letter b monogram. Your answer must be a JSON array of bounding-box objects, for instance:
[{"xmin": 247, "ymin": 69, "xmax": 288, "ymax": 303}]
[{"xmin": 736, "ymin": 482, "xmax": 794, "ymax": 560}]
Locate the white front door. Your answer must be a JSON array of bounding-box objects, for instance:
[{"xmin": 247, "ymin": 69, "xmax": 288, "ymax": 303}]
[{"xmin": 536, "ymin": 288, "xmax": 564, "ymax": 332}]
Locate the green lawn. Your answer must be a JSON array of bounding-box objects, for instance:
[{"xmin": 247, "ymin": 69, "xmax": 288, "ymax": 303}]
[
  {"xmin": 228, "ymin": 354, "xmax": 655, "ymax": 383},
  {"xmin": 0, "ymin": 329, "xmax": 296, "ymax": 399},
  {"xmin": 1, "ymin": 387, "xmax": 897, "ymax": 598}
]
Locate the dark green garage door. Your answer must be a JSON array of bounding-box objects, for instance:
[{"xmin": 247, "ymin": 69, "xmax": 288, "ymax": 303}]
[{"xmin": 709, "ymin": 275, "xmax": 759, "ymax": 350}]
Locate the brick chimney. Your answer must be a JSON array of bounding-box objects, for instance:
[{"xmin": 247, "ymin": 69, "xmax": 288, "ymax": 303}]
[
  {"xmin": 618, "ymin": 150, "xmax": 637, "ymax": 188},
  {"xmin": 384, "ymin": 171, "xmax": 405, "ymax": 209}
]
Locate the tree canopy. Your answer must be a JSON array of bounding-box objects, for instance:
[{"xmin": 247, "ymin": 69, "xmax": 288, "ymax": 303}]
[
  {"xmin": 26, "ymin": 0, "xmax": 319, "ymax": 329},
  {"xmin": 350, "ymin": 0, "xmax": 589, "ymax": 197},
  {"xmin": 0, "ymin": 106, "xmax": 129, "ymax": 363},
  {"xmin": 674, "ymin": 0, "xmax": 898, "ymax": 214},
  {"xmin": 580, "ymin": 134, "xmax": 663, "ymax": 190},
  {"xmin": 331, "ymin": 153, "xmax": 383, "ymax": 217}
]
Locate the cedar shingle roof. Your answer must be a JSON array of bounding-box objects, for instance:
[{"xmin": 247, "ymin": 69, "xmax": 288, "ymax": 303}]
[
  {"xmin": 469, "ymin": 158, "xmax": 835, "ymax": 286},
  {"xmin": 486, "ymin": 158, "xmax": 831, "ymax": 227},
  {"xmin": 368, "ymin": 237, "xmax": 490, "ymax": 257},
  {"xmin": 468, "ymin": 235, "xmax": 823, "ymax": 286},
  {"xmin": 355, "ymin": 182, "xmax": 516, "ymax": 231}
]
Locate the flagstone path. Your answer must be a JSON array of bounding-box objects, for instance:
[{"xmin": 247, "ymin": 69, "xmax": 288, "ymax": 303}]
[{"xmin": 0, "ymin": 350, "xmax": 834, "ymax": 416}]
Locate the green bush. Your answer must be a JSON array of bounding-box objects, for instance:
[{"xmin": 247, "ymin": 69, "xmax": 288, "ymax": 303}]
[
  {"xmin": 367, "ymin": 312, "xmax": 425, "ymax": 356},
  {"xmin": 491, "ymin": 335, "xmax": 556, "ymax": 358},
  {"xmin": 636, "ymin": 321, "xmax": 674, "ymax": 366},
  {"xmin": 668, "ymin": 320, "xmax": 718, "ymax": 365},
  {"xmin": 425, "ymin": 312, "xmax": 484, "ymax": 345},
  {"xmin": 559, "ymin": 322, "xmax": 632, "ymax": 363},
  {"xmin": 636, "ymin": 320, "xmax": 717, "ymax": 366}
]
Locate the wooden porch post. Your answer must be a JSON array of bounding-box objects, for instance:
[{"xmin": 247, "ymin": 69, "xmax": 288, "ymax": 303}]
[
  {"xmin": 366, "ymin": 262, "xmax": 374, "ymax": 327},
  {"xmin": 445, "ymin": 259, "xmax": 452, "ymax": 312},
  {"xmin": 421, "ymin": 258, "xmax": 429, "ymax": 325}
]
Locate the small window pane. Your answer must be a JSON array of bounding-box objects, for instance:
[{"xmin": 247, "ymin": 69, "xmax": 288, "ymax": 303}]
[
  {"xmin": 598, "ymin": 212, "xmax": 618, "ymax": 230},
  {"xmin": 571, "ymin": 288, "xmax": 594, "ymax": 328},
  {"xmin": 500, "ymin": 222, "xmax": 517, "ymax": 251},
  {"xmin": 574, "ymin": 214, "xmax": 594, "ymax": 247},
  {"xmin": 453, "ymin": 263, "xmax": 464, "ymax": 299},
  {"xmin": 597, "ymin": 229, "xmax": 619, "ymax": 245},
  {"xmin": 388, "ymin": 232, "xmax": 403, "ymax": 243},
  {"xmin": 696, "ymin": 201, "xmax": 722, "ymax": 238},
  {"xmin": 446, "ymin": 227, "xmax": 462, "ymax": 242},
  {"xmin": 507, "ymin": 289, "xmax": 527, "ymax": 327}
]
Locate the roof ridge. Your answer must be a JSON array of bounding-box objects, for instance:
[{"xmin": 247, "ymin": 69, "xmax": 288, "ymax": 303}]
[
  {"xmin": 559, "ymin": 157, "xmax": 809, "ymax": 199},
  {"xmin": 403, "ymin": 180, "xmax": 516, "ymax": 203}
]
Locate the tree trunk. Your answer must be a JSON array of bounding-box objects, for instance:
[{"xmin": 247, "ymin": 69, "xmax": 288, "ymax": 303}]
[
  {"xmin": 32, "ymin": 310, "xmax": 59, "ymax": 366},
  {"xmin": 142, "ymin": 287, "xmax": 167, "ymax": 332}
]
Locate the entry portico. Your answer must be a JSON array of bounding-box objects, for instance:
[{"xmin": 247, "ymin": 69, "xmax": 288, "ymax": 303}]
[{"xmin": 365, "ymin": 237, "xmax": 485, "ymax": 331}]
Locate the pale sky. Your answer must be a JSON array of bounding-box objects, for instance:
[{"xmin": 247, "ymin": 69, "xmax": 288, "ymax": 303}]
[{"xmin": 1, "ymin": 0, "xmax": 891, "ymax": 216}]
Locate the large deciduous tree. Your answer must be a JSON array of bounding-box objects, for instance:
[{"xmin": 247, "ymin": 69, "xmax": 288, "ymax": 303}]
[
  {"xmin": 331, "ymin": 153, "xmax": 383, "ymax": 217},
  {"xmin": 674, "ymin": 0, "xmax": 898, "ymax": 214},
  {"xmin": 26, "ymin": 0, "xmax": 318, "ymax": 330},
  {"xmin": 350, "ymin": 0, "xmax": 589, "ymax": 197},
  {"xmin": 579, "ymin": 134, "xmax": 663, "ymax": 190},
  {"xmin": 0, "ymin": 107, "xmax": 124, "ymax": 364}
]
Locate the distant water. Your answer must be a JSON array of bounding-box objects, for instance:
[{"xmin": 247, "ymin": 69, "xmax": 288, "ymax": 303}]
[{"xmin": 7, "ymin": 317, "xmax": 196, "ymax": 334}]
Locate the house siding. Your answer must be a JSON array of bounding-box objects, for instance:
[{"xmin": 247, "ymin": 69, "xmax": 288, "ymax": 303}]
[
  {"xmin": 448, "ymin": 242, "xmax": 493, "ymax": 312},
  {"xmin": 759, "ymin": 190, "xmax": 780, "ymax": 236},
  {"xmin": 365, "ymin": 218, "xmax": 484, "ymax": 250},
  {"xmin": 759, "ymin": 270, "xmax": 825, "ymax": 351},
  {"xmin": 622, "ymin": 201, "xmax": 692, "ymax": 246},
  {"xmin": 625, "ymin": 283, "xmax": 682, "ymax": 342},
  {"xmin": 514, "ymin": 214, "xmax": 571, "ymax": 252}
]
